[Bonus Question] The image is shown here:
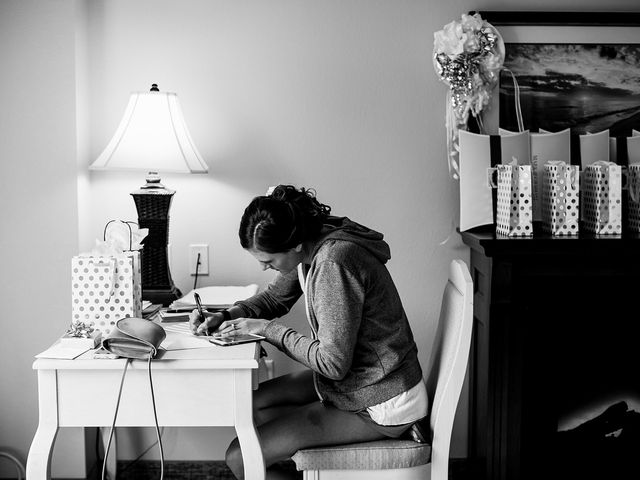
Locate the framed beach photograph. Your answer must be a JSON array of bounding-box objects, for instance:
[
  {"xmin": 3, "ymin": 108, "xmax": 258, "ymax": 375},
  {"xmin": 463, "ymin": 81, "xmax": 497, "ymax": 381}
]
[{"xmin": 478, "ymin": 11, "xmax": 640, "ymax": 136}]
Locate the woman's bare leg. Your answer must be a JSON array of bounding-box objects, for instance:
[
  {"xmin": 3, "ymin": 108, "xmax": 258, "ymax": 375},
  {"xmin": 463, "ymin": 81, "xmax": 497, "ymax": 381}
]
[
  {"xmin": 253, "ymin": 370, "xmax": 318, "ymax": 425},
  {"xmin": 226, "ymin": 394, "xmax": 386, "ymax": 479}
]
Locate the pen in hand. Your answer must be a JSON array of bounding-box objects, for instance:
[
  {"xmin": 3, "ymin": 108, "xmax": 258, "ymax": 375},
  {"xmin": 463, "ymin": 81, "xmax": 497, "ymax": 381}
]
[{"xmin": 194, "ymin": 292, "xmax": 208, "ymax": 336}]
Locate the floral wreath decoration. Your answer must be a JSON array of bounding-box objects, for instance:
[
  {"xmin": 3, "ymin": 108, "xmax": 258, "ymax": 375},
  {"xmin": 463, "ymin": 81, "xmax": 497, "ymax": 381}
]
[{"xmin": 433, "ymin": 12, "xmax": 505, "ymax": 179}]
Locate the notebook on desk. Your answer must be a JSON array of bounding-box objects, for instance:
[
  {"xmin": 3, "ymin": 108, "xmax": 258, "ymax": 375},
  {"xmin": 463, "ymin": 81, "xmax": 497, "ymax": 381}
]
[
  {"xmin": 160, "ymin": 323, "xmax": 216, "ymax": 350},
  {"xmin": 169, "ymin": 284, "xmax": 259, "ymax": 310}
]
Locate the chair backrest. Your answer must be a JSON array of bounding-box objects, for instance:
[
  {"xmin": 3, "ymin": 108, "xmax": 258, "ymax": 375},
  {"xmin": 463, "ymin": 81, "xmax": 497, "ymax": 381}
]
[{"xmin": 424, "ymin": 259, "xmax": 473, "ymax": 480}]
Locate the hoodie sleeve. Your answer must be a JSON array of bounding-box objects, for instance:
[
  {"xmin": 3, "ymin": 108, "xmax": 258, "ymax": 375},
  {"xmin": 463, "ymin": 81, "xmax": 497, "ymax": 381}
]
[
  {"xmin": 234, "ymin": 268, "xmax": 303, "ymax": 319},
  {"xmin": 263, "ymin": 259, "xmax": 364, "ymax": 380}
]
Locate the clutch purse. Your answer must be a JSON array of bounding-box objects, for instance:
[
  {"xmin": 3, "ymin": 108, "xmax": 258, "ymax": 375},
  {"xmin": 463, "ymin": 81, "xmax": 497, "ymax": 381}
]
[{"xmin": 101, "ymin": 317, "xmax": 166, "ymax": 359}]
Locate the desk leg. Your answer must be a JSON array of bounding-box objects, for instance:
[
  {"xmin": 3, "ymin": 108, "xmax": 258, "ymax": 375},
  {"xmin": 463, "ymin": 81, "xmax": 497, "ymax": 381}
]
[
  {"xmin": 27, "ymin": 370, "xmax": 59, "ymax": 480},
  {"xmin": 234, "ymin": 369, "xmax": 265, "ymax": 480}
]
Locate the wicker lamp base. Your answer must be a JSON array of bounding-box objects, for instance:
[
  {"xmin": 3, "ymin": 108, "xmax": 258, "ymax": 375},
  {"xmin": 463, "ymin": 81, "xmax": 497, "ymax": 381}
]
[{"xmin": 131, "ymin": 173, "xmax": 182, "ymax": 307}]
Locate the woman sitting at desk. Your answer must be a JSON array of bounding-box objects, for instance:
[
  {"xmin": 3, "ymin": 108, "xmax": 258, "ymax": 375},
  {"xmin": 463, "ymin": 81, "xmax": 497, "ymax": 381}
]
[{"xmin": 190, "ymin": 184, "xmax": 427, "ymax": 479}]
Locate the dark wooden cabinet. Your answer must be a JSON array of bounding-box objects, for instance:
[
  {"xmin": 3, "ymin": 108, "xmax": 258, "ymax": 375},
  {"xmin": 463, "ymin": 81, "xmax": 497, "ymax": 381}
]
[{"xmin": 460, "ymin": 228, "xmax": 640, "ymax": 480}]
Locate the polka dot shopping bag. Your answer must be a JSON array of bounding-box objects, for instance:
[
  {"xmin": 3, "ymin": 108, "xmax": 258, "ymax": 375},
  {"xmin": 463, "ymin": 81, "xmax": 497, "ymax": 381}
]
[
  {"xmin": 541, "ymin": 161, "xmax": 580, "ymax": 236},
  {"xmin": 493, "ymin": 163, "xmax": 533, "ymax": 237},
  {"xmin": 582, "ymin": 161, "xmax": 622, "ymax": 235},
  {"xmin": 71, "ymin": 221, "xmax": 143, "ymax": 334}
]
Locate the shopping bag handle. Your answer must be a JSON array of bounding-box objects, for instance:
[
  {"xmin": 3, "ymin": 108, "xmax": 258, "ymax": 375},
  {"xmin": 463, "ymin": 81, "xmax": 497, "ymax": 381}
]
[{"xmin": 103, "ymin": 220, "xmax": 138, "ymax": 252}]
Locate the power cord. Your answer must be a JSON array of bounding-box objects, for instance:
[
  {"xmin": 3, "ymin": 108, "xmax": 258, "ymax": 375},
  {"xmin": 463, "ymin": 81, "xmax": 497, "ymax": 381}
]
[
  {"xmin": 96, "ymin": 425, "xmax": 166, "ymax": 477},
  {"xmin": 101, "ymin": 360, "xmax": 130, "ymax": 480},
  {"xmin": 102, "ymin": 357, "xmax": 164, "ymax": 480},
  {"xmin": 147, "ymin": 355, "xmax": 165, "ymax": 480},
  {"xmin": 0, "ymin": 452, "xmax": 25, "ymax": 480},
  {"xmin": 117, "ymin": 427, "xmax": 165, "ymax": 476},
  {"xmin": 193, "ymin": 252, "xmax": 201, "ymax": 290}
]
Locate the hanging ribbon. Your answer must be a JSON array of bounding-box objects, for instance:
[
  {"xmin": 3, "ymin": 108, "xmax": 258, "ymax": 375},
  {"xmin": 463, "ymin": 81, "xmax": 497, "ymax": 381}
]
[
  {"xmin": 445, "ymin": 90, "xmax": 462, "ymax": 180},
  {"xmin": 502, "ymin": 68, "xmax": 524, "ymax": 133}
]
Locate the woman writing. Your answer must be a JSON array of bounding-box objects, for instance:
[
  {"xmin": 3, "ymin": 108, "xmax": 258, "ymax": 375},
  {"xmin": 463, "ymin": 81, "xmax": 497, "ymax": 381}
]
[{"xmin": 190, "ymin": 185, "xmax": 427, "ymax": 479}]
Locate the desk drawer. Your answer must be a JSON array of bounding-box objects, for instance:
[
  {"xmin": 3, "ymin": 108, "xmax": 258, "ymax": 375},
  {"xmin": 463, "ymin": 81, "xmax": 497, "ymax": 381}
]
[{"xmin": 56, "ymin": 369, "xmax": 242, "ymax": 427}]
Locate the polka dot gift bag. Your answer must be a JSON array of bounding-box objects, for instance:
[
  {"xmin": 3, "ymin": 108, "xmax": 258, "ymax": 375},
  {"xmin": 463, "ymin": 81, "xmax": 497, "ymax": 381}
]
[
  {"xmin": 494, "ymin": 161, "xmax": 533, "ymax": 237},
  {"xmin": 626, "ymin": 164, "xmax": 640, "ymax": 233},
  {"xmin": 71, "ymin": 221, "xmax": 146, "ymax": 335},
  {"xmin": 582, "ymin": 161, "xmax": 622, "ymax": 235},
  {"xmin": 541, "ymin": 161, "xmax": 580, "ymax": 236}
]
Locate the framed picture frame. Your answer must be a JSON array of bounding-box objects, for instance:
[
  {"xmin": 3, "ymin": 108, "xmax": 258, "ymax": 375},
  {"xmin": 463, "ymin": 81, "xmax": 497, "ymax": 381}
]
[{"xmin": 476, "ymin": 11, "xmax": 640, "ymax": 136}]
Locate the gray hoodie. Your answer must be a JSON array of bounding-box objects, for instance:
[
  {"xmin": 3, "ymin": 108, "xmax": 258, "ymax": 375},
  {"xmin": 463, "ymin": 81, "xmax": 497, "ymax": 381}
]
[{"xmin": 235, "ymin": 217, "xmax": 423, "ymax": 412}]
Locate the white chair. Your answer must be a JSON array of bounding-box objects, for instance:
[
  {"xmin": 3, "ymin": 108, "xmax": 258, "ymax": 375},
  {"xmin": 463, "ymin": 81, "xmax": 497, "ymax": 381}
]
[{"xmin": 291, "ymin": 259, "xmax": 474, "ymax": 480}]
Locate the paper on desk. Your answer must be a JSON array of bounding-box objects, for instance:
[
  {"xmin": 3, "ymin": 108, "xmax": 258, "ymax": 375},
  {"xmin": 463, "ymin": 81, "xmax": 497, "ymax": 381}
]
[
  {"xmin": 170, "ymin": 284, "xmax": 259, "ymax": 309},
  {"xmin": 36, "ymin": 342, "xmax": 92, "ymax": 360},
  {"xmin": 161, "ymin": 323, "xmax": 214, "ymax": 350}
]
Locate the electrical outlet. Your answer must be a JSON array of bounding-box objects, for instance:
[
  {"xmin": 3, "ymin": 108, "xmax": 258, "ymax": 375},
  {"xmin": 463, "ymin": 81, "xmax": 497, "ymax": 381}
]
[{"xmin": 189, "ymin": 244, "xmax": 209, "ymax": 275}]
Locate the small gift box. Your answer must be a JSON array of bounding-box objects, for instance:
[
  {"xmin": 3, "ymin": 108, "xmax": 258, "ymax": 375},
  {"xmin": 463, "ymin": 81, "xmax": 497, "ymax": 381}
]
[
  {"xmin": 541, "ymin": 161, "xmax": 580, "ymax": 236},
  {"xmin": 494, "ymin": 162, "xmax": 533, "ymax": 237},
  {"xmin": 60, "ymin": 322, "xmax": 102, "ymax": 349},
  {"xmin": 582, "ymin": 161, "xmax": 622, "ymax": 235}
]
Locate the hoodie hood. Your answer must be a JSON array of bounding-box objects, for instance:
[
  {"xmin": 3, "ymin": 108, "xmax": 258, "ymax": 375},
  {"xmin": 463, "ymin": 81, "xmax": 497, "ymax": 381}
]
[{"xmin": 309, "ymin": 216, "xmax": 391, "ymax": 264}]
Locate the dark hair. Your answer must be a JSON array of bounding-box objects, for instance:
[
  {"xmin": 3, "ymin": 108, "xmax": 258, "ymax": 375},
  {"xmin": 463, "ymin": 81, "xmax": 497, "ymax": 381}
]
[{"xmin": 239, "ymin": 185, "xmax": 332, "ymax": 253}]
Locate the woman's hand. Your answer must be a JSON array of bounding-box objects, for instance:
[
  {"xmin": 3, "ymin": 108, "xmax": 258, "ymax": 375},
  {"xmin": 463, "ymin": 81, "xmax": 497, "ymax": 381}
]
[
  {"xmin": 189, "ymin": 309, "xmax": 225, "ymax": 336},
  {"xmin": 215, "ymin": 318, "xmax": 269, "ymax": 338}
]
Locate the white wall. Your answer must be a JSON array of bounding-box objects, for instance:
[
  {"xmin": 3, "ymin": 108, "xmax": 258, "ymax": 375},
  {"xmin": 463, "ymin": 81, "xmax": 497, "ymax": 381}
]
[
  {"xmin": 83, "ymin": 0, "xmax": 466, "ymax": 464},
  {"xmin": 0, "ymin": 0, "xmax": 89, "ymax": 477},
  {"xmin": 2, "ymin": 0, "xmax": 640, "ymax": 478}
]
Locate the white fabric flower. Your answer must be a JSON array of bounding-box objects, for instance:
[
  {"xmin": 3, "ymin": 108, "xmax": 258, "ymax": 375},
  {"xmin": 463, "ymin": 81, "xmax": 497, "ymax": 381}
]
[
  {"xmin": 432, "ymin": 12, "xmax": 505, "ymax": 178},
  {"xmin": 434, "ymin": 20, "xmax": 467, "ymax": 59}
]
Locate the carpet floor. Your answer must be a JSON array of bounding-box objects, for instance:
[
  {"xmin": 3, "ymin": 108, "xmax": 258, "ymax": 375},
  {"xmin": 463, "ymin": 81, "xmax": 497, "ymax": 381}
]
[{"xmin": 74, "ymin": 458, "xmax": 478, "ymax": 480}]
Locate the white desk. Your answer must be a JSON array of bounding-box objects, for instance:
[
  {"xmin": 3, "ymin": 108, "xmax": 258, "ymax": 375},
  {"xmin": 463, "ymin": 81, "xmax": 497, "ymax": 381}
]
[{"xmin": 27, "ymin": 343, "xmax": 265, "ymax": 479}]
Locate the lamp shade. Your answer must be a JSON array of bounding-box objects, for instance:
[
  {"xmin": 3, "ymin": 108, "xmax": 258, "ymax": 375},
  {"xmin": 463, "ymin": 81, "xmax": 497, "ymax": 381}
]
[{"xmin": 90, "ymin": 85, "xmax": 208, "ymax": 173}]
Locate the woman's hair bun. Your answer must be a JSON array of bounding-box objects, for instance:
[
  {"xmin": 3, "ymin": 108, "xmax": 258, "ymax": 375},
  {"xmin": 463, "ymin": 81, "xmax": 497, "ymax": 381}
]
[
  {"xmin": 239, "ymin": 185, "xmax": 331, "ymax": 252},
  {"xmin": 269, "ymin": 185, "xmax": 331, "ymax": 218}
]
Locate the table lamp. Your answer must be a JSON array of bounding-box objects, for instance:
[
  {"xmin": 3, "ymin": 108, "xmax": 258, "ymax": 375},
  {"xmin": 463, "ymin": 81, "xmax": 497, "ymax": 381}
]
[{"xmin": 90, "ymin": 84, "xmax": 208, "ymax": 306}]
